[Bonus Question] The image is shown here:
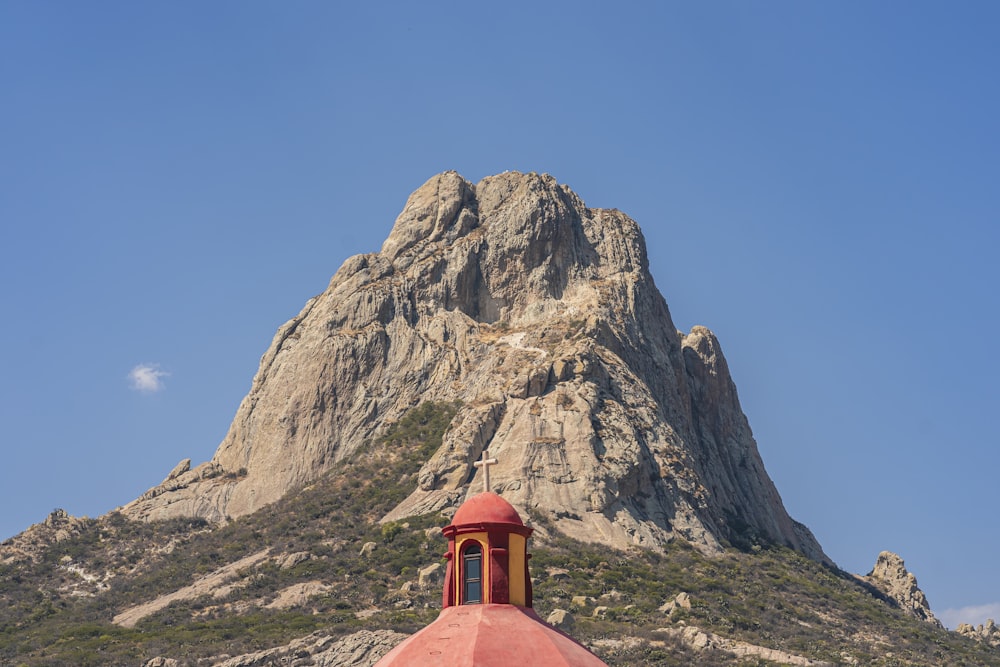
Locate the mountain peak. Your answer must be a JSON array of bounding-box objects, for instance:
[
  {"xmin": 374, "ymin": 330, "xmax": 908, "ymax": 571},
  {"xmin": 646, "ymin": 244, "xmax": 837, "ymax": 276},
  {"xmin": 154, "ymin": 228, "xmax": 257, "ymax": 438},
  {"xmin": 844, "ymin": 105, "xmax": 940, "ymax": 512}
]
[
  {"xmin": 379, "ymin": 170, "xmax": 646, "ymax": 328},
  {"xmin": 121, "ymin": 171, "xmax": 826, "ymax": 562}
]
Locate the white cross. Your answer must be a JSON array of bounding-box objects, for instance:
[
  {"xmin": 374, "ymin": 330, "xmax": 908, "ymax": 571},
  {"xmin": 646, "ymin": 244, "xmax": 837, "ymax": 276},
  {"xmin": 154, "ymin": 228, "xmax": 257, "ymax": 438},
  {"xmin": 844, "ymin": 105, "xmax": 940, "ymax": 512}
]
[{"xmin": 473, "ymin": 450, "xmax": 498, "ymax": 493}]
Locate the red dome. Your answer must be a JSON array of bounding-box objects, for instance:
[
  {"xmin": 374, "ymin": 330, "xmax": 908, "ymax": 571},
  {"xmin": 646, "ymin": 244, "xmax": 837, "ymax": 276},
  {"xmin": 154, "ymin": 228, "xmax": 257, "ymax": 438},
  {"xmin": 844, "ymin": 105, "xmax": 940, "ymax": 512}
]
[
  {"xmin": 451, "ymin": 492, "xmax": 524, "ymax": 527},
  {"xmin": 374, "ymin": 604, "xmax": 608, "ymax": 666}
]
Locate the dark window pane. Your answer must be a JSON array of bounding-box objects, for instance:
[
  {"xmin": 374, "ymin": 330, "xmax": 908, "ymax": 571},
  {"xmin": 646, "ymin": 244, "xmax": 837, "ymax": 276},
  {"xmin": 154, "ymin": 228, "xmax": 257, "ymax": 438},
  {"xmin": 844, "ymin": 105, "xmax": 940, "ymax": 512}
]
[
  {"xmin": 465, "ymin": 579, "xmax": 482, "ymax": 604},
  {"xmin": 466, "ymin": 557, "xmax": 481, "ymax": 580},
  {"xmin": 462, "ymin": 542, "xmax": 483, "ymax": 605}
]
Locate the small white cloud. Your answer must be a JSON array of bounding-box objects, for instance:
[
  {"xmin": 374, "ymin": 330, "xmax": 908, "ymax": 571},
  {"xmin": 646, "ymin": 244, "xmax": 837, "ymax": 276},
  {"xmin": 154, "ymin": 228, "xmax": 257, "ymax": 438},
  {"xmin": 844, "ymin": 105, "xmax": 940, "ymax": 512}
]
[
  {"xmin": 129, "ymin": 363, "xmax": 169, "ymax": 393},
  {"xmin": 937, "ymin": 602, "xmax": 1000, "ymax": 630}
]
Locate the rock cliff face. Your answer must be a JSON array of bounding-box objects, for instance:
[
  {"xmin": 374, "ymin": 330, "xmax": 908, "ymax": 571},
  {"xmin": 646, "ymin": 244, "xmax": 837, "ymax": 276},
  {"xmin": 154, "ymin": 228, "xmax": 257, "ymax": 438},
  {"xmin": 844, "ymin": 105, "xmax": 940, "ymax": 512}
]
[{"xmin": 121, "ymin": 171, "xmax": 825, "ymax": 561}]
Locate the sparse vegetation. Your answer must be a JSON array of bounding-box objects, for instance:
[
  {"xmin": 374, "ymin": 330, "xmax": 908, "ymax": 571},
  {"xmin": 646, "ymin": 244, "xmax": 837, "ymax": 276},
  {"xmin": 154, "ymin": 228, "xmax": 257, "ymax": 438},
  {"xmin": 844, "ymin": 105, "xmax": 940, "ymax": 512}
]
[{"xmin": 1, "ymin": 400, "xmax": 997, "ymax": 665}]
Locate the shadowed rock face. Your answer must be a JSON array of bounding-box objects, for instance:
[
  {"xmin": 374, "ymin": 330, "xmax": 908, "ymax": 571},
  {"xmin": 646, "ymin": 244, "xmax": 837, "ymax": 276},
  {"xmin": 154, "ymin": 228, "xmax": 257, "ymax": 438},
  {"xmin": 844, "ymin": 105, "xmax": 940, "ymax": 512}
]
[{"xmin": 121, "ymin": 171, "xmax": 826, "ymax": 561}]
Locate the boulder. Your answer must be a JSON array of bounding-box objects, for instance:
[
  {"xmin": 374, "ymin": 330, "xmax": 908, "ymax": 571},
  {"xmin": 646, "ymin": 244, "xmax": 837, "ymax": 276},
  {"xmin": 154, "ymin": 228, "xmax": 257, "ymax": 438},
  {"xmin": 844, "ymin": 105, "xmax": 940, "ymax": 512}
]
[
  {"xmin": 546, "ymin": 608, "xmax": 575, "ymax": 629},
  {"xmin": 417, "ymin": 562, "xmax": 443, "ymax": 589}
]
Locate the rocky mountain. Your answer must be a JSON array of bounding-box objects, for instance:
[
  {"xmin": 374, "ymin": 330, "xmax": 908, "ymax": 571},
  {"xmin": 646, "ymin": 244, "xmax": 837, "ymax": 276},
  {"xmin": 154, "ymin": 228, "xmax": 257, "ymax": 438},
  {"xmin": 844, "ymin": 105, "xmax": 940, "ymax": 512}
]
[
  {"xmin": 4, "ymin": 171, "xmax": 996, "ymax": 666},
  {"xmin": 122, "ymin": 170, "xmax": 823, "ymax": 562}
]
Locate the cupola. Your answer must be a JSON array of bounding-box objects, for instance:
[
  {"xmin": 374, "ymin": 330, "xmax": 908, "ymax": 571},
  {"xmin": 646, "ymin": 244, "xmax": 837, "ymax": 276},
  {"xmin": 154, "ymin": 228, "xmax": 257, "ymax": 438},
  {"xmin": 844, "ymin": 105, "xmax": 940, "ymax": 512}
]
[
  {"xmin": 441, "ymin": 491, "xmax": 533, "ymax": 608},
  {"xmin": 374, "ymin": 452, "xmax": 609, "ymax": 666}
]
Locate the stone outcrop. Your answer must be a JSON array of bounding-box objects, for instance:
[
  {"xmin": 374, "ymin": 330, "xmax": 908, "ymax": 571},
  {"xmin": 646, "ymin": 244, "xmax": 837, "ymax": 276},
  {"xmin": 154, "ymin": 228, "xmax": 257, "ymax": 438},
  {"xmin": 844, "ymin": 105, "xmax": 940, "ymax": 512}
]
[
  {"xmin": 208, "ymin": 629, "xmax": 407, "ymax": 667},
  {"xmin": 0, "ymin": 509, "xmax": 90, "ymax": 565},
  {"xmin": 113, "ymin": 549, "xmax": 272, "ymax": 628},
  {"xmin": 265, "ymin": 581, "xmax": 334, "ymax": 610},
  {"xmin": 144, "ymin": 658, "xmax": 180, "ymax": 667},
  {"xmin": 655, "ymin": 625, "xmax": 836, "ymax": 666},
  {"xmin": 659, "ymin": 591, "xmax": 692, "ymax": 615},
  {"xmin": 119, "ymin": 171, "xmax": 826, "ymax": 561},
  {"xmin": 956, "ymin": 619, "xmax": 1000, "ymax": 647},
  {"xmin": 547, "ymin": 608, "xmax": 575, "ymax": 629},
  {"xmin": 417, "ymin": 562, "xmax": 443, "ymax": 589},
  {"xmin": 864, "ymin": 551, "xmax": 941, "ymax": 626}
]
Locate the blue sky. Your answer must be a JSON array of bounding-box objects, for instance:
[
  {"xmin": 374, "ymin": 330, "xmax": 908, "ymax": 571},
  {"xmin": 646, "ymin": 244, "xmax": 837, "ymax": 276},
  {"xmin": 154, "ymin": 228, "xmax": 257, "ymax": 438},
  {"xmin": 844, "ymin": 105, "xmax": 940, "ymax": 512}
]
[{"xmin": 1, "ymin": 2, "xmax": 997, "ymax": 629}]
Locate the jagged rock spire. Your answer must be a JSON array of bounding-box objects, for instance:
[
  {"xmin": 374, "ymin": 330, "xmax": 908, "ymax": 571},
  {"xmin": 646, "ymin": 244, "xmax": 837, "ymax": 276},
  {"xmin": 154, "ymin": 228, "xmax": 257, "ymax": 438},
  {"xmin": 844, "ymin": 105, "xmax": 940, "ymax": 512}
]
[{"xmin": 865, "ymin": 551, "xmax": 941, "ymax": 626}]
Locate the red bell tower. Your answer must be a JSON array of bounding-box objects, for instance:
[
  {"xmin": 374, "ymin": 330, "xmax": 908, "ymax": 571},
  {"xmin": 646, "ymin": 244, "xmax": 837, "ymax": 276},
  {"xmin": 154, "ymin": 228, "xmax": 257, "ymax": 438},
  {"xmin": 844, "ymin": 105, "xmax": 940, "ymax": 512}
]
[{"xmin": 441, "ymin": 491, "xmax": 534, "ymax": 608}]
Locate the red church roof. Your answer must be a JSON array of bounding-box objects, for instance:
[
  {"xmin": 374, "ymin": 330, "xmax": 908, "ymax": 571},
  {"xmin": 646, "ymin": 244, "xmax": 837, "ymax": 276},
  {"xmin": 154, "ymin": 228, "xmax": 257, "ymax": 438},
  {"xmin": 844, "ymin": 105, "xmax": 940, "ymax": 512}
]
[
  {"xmin": 374, "ymin": 604, "xmax": 608, "ymax": 666},
  {"xmin": 451, "ymin": 491, "xmax": 524, "ymax": 527}
]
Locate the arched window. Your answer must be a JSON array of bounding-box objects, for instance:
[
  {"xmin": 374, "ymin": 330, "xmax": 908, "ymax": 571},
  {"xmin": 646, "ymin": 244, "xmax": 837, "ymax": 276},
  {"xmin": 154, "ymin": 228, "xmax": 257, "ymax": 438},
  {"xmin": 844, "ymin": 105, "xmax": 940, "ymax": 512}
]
[{"xmin": 462, "ymin": 542, "xmax": 483, "ymax": 604}]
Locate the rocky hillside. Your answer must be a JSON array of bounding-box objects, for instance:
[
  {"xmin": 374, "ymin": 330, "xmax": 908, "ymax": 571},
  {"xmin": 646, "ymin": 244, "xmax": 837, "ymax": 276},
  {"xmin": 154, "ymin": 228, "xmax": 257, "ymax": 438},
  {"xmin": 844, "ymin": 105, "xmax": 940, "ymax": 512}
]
[
  {"xmin": 3, "ymin": 172, "xmax": 996, "ymax": 666},
  {"xmin": 0, "ymin": 411, "xmax": 996, "ymax": 665},
  {"xmin": 122, "ymin": 170, "xmax": 822, "ymax": 562}
]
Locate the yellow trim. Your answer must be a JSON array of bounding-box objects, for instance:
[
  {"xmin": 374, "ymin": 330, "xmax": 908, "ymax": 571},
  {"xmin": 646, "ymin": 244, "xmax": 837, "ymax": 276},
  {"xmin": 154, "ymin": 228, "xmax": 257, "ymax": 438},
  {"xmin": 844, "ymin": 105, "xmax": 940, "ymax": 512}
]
[
  {"xmin": 508, "ymin": 533, "xmax": 527, "ymax": 606},
  {"xmin": 456, "ymin": 533, "xmax": 488, "ymax": 605}
]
